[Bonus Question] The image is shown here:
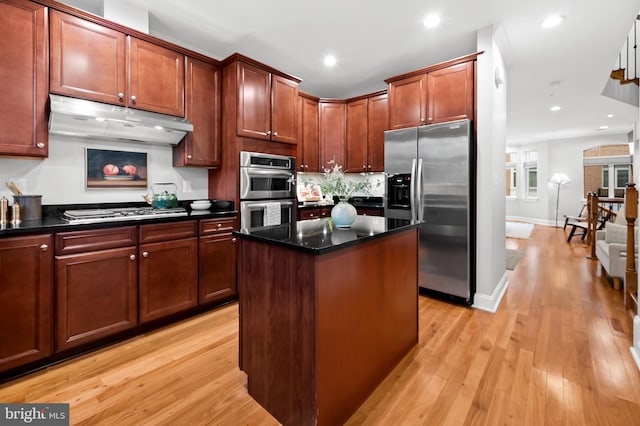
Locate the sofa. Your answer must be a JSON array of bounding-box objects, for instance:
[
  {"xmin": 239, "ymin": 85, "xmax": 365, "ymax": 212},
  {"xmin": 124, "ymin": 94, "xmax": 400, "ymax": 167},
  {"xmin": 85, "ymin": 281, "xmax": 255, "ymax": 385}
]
[{"xmin": 595, "ymin": 207, "xmax": 637, "ymax": 289}]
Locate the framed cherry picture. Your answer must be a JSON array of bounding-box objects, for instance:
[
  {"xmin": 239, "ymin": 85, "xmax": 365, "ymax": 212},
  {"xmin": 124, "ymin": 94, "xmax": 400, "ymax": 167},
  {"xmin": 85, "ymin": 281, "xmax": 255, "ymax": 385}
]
[{"xmin": 85, "ymin": 148, "xmax": 148, "ymax": 189}]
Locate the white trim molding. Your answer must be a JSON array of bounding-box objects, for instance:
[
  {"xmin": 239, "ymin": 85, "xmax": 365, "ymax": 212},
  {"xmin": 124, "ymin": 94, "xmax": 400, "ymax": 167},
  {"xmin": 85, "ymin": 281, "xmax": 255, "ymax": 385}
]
[
  {"xmin": 473, "ymin": 271, "xmax": 509, "ymax": 313},
  {"xmin": 506, "ymin": 216, "xmax": 555, "ymax": 227}
]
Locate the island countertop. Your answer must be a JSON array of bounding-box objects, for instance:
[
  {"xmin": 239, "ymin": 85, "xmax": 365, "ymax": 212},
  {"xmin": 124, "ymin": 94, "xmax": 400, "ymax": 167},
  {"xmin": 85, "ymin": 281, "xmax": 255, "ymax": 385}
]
[{"xmin": 234, "ymin": 215, "xmax": 419, "ymax": 254}]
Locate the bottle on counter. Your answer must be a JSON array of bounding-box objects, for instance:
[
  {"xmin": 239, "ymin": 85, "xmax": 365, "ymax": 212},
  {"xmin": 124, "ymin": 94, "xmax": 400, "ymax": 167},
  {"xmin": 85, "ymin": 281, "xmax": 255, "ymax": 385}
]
[
  {"xmin": 11, "ymin": 202, "xmax": 20, "ymax": 225},
  {"xmin": 0, "ymin": 196, "xmax": 7, "ymax": 225}
]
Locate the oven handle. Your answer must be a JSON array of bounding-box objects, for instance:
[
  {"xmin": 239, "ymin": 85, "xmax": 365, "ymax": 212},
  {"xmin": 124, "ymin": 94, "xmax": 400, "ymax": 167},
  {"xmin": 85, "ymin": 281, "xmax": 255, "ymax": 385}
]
[
  {"xmin": 243, "ymin": 169, "xmax": 294, "ymax": 178},
  {"xmin": 244, "ymin": 201, "xmax": 295, "ymax": 209}
]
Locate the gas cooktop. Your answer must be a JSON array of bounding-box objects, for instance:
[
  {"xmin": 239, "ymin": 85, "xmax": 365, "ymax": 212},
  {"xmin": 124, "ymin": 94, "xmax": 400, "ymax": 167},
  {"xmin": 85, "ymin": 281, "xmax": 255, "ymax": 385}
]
[{"xmin": 63, "ymin": 207, "xmax": 188, "ymax": 224}]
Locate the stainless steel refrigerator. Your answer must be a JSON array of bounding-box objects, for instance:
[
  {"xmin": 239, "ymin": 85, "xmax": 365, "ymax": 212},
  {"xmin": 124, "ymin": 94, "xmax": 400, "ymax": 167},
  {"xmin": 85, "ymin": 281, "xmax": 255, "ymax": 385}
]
[{"xmin": 384, "ymin": 119, "xmax": 475, "ymax": 305}]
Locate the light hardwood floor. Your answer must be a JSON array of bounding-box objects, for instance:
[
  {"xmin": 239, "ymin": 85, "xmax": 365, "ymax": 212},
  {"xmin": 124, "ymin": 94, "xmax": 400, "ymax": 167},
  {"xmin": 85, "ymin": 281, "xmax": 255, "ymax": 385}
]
[{"xmin": 1, "ymin": 225, "xmax": 639, "ymax": 425}]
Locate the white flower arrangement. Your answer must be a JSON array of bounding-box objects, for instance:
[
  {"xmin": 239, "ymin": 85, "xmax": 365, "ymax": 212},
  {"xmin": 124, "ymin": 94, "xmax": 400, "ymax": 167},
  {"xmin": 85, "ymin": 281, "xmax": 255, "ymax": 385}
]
[{"xmin": 319, "ymin": 159, "xmax": 373, "ymax": 201}]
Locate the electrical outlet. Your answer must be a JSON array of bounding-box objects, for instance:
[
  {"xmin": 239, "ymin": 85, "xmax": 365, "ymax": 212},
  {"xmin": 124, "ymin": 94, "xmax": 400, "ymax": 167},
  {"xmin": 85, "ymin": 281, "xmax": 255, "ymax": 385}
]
[{"xmin": 183, "ymin": 180, "xmax": 192, "ymax": 193}]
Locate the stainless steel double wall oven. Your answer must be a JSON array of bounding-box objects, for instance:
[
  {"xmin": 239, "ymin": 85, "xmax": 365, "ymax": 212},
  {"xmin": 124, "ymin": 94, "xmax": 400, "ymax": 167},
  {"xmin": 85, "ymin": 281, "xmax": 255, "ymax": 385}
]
[{"xmin": 239, "ymin": 151, "xmax": 296, "ymax": 231}]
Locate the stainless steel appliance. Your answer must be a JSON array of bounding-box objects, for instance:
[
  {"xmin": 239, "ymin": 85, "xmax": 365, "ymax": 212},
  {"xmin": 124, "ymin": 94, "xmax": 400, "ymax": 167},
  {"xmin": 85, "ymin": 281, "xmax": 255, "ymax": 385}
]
[
  {"xmin": 49, "ymin": 94, "xmax": 193, "ymax": 145},
  {"xmin": 239, "ymin": 151, "xmax": 296, "ymax": 200},
  {"xmin": 63, "ymin": 207, "xmax": 188, "ymax": 224},
  {"xmin": 239, "ymin": 151, "xmax": 296, "ymax": 231},
  {"xmin": 384, "ymin": 119, "xmax": 475, "ymax": 305}
]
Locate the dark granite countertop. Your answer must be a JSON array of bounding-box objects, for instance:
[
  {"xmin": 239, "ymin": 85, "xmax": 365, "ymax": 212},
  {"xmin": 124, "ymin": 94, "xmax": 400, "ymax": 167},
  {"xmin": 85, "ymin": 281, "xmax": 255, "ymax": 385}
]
[
  {"xmin": 0, "ymin": 201, "xmax": 237, "ymax": 238},
  {"xmin": 234, "ymin": 215, "xmax": 419, "ymax": 255}
]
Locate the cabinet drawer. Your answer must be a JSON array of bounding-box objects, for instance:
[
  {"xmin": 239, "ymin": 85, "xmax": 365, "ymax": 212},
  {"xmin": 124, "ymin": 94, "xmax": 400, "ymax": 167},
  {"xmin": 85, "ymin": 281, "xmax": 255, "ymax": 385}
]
[
  {"xmin": 55, "ymin": 226, "xmax": 137, "ymax": 255},
  {"xmin": 139, "ymin": 220, "xmax": 197, "ymax": 244},
  {"xmin": 299, "ymin": 208, "xmax": 331, "ymax": 220},
  {"xmin": 199, "ymin": 217, "xmax": 236, "ymax": 235}
]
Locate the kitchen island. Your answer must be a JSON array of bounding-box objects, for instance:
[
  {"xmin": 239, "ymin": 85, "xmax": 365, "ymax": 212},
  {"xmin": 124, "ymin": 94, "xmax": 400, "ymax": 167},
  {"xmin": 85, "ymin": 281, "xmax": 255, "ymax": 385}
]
[{"xmin": 235, "ymin": 215, "xmax": 419, "ymax": 425}]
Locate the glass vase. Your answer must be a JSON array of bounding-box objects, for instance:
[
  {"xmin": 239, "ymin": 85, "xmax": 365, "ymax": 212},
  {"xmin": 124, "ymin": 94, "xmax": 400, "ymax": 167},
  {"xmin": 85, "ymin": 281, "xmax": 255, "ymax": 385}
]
[{"xmin": 331, "ymin": 199, "xmax": 357, "ymax": 228}]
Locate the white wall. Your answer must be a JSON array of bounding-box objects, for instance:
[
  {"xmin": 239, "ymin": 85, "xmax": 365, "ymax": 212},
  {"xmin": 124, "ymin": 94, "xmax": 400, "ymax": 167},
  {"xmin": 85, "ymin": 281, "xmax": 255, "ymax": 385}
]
[
  {"xmin": 0, "ymin": 135, "xmax": 209, "ymax": 205},
  {"xmin": 473, "ymin": 25, "xmax": 508, "ymax": 312},
  {"xmin": 507, "ymin": 132, "xmax": 631, "ymax": 225}
]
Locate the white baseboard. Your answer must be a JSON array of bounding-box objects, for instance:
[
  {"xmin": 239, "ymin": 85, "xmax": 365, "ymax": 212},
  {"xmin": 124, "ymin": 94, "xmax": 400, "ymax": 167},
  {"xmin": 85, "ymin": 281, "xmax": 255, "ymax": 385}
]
[
  {"xmin": 506, "ymin": 216, "xmax": 556, "ymax": 227},
  {"xmin": 473, "ymin": 272, "xmax": 509, "ymax": 313}
]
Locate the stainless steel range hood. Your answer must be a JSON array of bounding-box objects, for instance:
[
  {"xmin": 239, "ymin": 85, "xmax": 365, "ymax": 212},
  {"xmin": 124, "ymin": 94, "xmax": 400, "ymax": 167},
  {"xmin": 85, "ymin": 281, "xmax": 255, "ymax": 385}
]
[{"xmin": 48, "ymin": 94, "xmax": 193, "ymax": 145}]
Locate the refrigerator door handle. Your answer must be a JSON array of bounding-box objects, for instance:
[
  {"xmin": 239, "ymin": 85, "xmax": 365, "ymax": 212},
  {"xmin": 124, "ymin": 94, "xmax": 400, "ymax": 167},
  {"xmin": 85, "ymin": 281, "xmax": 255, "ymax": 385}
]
[
  {"xmin": 410, "ymin": 158, "xmax": 417, "ymax": 221},
  {"xmin": 416, "ymin": 158, "xmax": 424, "ymax": 221}
]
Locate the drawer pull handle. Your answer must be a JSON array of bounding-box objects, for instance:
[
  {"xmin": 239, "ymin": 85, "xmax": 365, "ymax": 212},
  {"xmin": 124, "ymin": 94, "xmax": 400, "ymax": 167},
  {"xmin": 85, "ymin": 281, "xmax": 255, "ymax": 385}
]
[
  {"xmin": 130, "ymin": 254, "xmax": 136, "ymax": 260},
  {"xmin": 40, "ymin": 244, "xmax": 48, "ymax": 251},
  {"xmin": 131, "ymin": 95, "xmax": 137, "ymax": 103},
  {"xmin": 232, "ymin": 237, "xmax": 237, "ymax": 243},
  {"xmin": 217, "ymin": 223, "xmax": 222, "ymax": 228},
  {"xmin": 118, "ymin": 92, "xmax": 124, "ymax": 101},
  {"xmin": 37, "ymin": 143, "xmax": 45, "ymax": 148},
  {"xmin": 142, "ymin": 251, "xmax": 149, "ymax": 258}
]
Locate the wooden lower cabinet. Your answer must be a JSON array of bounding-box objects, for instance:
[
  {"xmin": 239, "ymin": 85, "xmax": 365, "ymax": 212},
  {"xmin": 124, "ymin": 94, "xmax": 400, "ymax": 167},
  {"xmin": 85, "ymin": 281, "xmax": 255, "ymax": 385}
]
[
  {"xmin": 139, "ymin": 231, "xmax": 198, "ymax": 323},
  {"xmin": 199, "ymin": 218, "xmax": 238, "ymax": 304},
  {"xmin": 0, "ymin": 234, "xmax": 53, "ymax": 372},
  {"xmin": 55, "ymin": 246, "xmax": 138, "ymax": 351},
  {"xmin": 355, "ymin": 207, "xmax": 384, "ymax": 217},
  {"xmin": 298, "ymin": 208, "xmax": 331, "ymax": 220}
]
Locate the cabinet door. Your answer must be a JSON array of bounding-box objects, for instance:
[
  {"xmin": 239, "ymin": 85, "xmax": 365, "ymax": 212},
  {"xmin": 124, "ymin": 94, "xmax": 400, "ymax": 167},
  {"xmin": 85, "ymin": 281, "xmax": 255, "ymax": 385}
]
[
  {"xmin": 199, "ymin": 233, "xmax": 237, "ymax": 304},
  {"xmin": 55, "ymin": 246, "xmax": 138, "ymax": 351},
  {"xmin": 0, "ymin": 234, "xmax": 52, "ymax": 372},
  {"xmin": 388, "ymin": 74, "xmax": 427, "ymax": 129},
  {"xmin": 346, "ymin": 99, "xmax": 368, "ymax": 173},
  {"xmin": 0, "ymin": 0, "xmax": 48, "ymax": 157},
  {"xmin": 427, "ymin": 62, "xmax": 474, "ymax": 124},
  {"xmin": 367, "ymin": 93, "xmax": 388, "ymax": 172},
  {"xmin": 319, "ymin": 102, "xmax": 346, "ymax": 169},
  {"xmin": 237, "ymin": 62, "xmax": 271, "ymax": 140},
  {"xmin": 139, "ymin": 238, "xmax": 198, "ymax": 323},
  {"xmin": 128, "ymin": 37, "xmax": 185, "ymax": 116},
  {"xmin": 301, "ymin": 97, "xmax": 320, "ymax": 172},
  {"xmin": 174, "ymin": 57, "xmax": 221, "ymax": 167},
  {"xmin": 50, "ymin": 10, "xmax": 126, "ymax": 106},
  {"xmin": 271, "ymin": 75, "xmax": 299, "ymax": 144}
]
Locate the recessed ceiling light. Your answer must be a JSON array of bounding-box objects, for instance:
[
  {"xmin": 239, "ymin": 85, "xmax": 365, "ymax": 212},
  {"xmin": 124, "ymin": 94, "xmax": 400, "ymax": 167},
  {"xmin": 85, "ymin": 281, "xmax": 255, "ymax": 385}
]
[
  {"xmin": 599, "ymin": 125, "xmax": 609, "ymax": 130},
  {"xmin": 423, "ymin": 14, "xmax": 441, "ymax": 28},
  {"xmin": 550, "ymin": 105, "xmax": 562, "ymax": 112},
  {"xmin": 323, "ymin": 55, "xmax": 337, "ymax": 67},
  {"xmin": 541, "ymin": 15, "xmax": 564, "ymax": 28},
  {"xmin": 607, "ymin": 113, "xmax": 614, "ymax": 118}
]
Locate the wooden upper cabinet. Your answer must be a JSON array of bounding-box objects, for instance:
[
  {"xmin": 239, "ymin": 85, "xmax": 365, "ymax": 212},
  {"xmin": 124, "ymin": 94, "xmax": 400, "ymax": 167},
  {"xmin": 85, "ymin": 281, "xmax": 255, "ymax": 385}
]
[
  {"xmin": 426, "ymin": 61, "xmax": 474, "ymax": 124},
  {"xmin": 271, "ymin": 75, "xmax": 298, "ymax": 144},
  {"xmin": 388, "ymin": 60, "xmax": 475, "ymax": 130},
  {"xmin": 50, "ymin": 11, "xmax": 185, "ymax": 117},
  {"xmin": 0, "ymin": 0, "xmax": 48, "ymax": 158},
  {"xmin": 346, "ymin": 99, "xmax": 368, "ymax": 173},
  {"xmin": 236, "ymin": 61, "xmax": 298, "ymax": 144},
  {"xmin": 388, "ymin": 74, "xmax": 427, "ymax": 129},
  {"xmin": 237, "ymin": 62, "xmax": 271, "ymax": 140},
  {"xmin": 128, "ymin": 37, "xmax": 184, "ymax": 116},
  {"xmin": 367, "ymin": 93, "xmax": 388, "ymax": 172},
  {"xmin": 319, "ymin": 102, "xmax": 346, "ymax": 169},
  {"xmin": 50, "ymin": 10, "xmax": 126, "ymax": 106},
  {"xmin": 174, "ymin": 57, "xmax": 221, "ymax": 167},
  {"xmin": 299, "ymin": 96, "xmax": 320, "ymax": 172}
]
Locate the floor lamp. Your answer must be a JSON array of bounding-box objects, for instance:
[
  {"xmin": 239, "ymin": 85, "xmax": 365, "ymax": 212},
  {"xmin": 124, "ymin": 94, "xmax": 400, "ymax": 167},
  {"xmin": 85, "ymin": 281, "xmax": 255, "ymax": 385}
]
[{"xmin": 550, "ymin": 172, "xmax": 571, "ymax": 227}]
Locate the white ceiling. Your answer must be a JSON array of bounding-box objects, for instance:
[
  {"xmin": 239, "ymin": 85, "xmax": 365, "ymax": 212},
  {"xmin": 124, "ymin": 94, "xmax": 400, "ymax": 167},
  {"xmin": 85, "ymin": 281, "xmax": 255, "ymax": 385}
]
[{"xmin": 60, "ymin": 0, "xmax": 640, "ymax": 145}]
